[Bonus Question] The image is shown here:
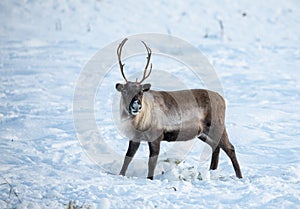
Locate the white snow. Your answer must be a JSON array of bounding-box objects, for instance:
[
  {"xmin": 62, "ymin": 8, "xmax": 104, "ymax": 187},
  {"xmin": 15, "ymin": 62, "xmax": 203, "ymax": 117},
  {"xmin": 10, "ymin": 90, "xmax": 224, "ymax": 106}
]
[{"xmin": 1, "ymin": 0, "xmax": 300, "ymax": 208}]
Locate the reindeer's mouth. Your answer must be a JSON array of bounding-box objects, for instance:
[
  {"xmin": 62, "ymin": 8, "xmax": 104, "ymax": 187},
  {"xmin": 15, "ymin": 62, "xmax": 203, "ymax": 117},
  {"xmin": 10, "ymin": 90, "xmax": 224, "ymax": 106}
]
[{"xmin": 129, "ymin": 98, "xmax": 142, "ymax": 116}]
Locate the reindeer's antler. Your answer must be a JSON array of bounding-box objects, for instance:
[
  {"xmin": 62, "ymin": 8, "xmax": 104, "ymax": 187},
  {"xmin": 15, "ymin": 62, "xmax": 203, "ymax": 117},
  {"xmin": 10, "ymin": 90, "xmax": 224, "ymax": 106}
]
[
  {"xmin": 117, "ymin": 39, "xmax": 152, "ymax": 83},
  {"xmin": 138, "ymin": 41, "xmax": 152, "ymax": 84},
  {"xmin": 117, "ymin": 38, "xmax": 128, "ymax": 82}
]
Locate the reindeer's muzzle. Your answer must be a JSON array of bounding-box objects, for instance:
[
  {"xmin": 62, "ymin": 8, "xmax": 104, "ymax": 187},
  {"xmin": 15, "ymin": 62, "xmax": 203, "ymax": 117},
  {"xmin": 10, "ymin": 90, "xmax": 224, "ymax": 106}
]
[{"xmin": 129, "ymin": 97, "xmax": 142, "ymax": 116}]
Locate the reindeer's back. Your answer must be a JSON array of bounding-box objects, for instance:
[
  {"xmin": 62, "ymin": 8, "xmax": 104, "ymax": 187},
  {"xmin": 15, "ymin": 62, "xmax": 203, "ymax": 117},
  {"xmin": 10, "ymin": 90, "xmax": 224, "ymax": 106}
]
[{"xmin": 144, "ymin": 89, "xmax": 225, "ymax": 141}]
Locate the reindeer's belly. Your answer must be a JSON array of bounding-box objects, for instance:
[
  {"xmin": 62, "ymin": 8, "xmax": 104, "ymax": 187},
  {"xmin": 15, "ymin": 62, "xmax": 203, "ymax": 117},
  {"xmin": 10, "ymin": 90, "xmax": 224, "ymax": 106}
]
[
  {"xmin": 162, "ymin": 126, "xmax": 202, "ymax": 142},
  {"xmin": 162, "ymin": 130, "xmax": 180, "ymax": 142}
]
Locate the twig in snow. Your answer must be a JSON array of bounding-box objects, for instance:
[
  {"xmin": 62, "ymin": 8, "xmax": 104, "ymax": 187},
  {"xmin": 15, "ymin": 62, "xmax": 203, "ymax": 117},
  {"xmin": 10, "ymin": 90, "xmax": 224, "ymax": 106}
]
[
  {"xmin": 166, "ymin": 186, "xmax": 177, "ymax": 191},
  {"xmin": 218, "ymin": 19, "xmax": 224, "ymax": 40},
  {"xmin": 1, "ymin": 176, "xmax": 21, "ymax": 204}
]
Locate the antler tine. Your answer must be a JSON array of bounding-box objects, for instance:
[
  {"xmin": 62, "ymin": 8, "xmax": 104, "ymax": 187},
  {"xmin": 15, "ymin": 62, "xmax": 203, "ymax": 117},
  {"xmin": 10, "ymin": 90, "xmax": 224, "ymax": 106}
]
[
  {"xmin": 117, "ymin": 38, "xmax": 128, "ymax": 82},
  {"xmin": 138, "ymin": 41, "xmax": 152, "ymax": 84}
]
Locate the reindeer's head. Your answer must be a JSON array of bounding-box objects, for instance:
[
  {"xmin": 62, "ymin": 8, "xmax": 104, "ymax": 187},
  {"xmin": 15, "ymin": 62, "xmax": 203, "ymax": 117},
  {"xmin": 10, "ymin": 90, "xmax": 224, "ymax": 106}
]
[{"xmin": 115, "ymin": 38, "xmax": 152, "ymax": 116}]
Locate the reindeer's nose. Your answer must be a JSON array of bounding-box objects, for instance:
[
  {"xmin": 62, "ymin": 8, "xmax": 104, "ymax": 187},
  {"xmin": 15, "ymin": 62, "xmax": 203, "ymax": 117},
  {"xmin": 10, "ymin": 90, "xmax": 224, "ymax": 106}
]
[{"xmin": 129, "ymin": 99, "xmax": 142, "ymax": 116}]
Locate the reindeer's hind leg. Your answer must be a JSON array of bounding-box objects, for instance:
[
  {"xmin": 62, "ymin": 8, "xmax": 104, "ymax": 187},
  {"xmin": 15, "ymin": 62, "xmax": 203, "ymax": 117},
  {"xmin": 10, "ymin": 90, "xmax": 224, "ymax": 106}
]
[
  {"xmin": 198, "ymin": 133, "xmax": 220, "ymax": 170},
  {"xmin": 210, "ymin": 145, "xmax": 220, "ymax": 170},
  {"xmin": 220, "ymin": 130, "xmax": 243, "ymax": 178},
  {"xmin": 120, "ymin": 140, "xmax": 140, "ymax": 176}
]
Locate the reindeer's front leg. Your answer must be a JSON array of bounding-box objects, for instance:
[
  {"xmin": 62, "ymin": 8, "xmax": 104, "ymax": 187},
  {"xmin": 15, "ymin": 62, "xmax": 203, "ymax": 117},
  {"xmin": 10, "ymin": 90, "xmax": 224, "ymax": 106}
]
[
  {"xmin": 147, "ymin": 139, "xmax": 161, "ymax": 180},
  {"xmin": 120, "ymin": 140, "xmax": 140, "ymax": 176}
]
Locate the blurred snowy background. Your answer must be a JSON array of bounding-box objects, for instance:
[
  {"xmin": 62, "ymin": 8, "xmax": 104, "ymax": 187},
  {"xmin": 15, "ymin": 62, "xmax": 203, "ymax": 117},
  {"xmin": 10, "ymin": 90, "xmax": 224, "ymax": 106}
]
[{"xmin": 0, "ymin": 0, "xmax": 300, "ymax": 208}]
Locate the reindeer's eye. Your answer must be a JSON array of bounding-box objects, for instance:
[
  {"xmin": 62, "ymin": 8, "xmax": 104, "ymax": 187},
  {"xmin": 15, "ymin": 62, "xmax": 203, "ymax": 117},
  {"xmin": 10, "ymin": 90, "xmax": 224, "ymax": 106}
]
[{"xmin": 121, "ymin": 89, "xmax": 129, "ymax": 95}]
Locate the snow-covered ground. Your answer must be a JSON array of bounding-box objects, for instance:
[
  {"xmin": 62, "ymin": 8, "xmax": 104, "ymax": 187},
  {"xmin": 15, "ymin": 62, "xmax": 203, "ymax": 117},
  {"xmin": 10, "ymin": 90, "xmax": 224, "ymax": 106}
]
[{"xmin": 1, "ymin": 0, "xmax": 300, "ymax": 208}]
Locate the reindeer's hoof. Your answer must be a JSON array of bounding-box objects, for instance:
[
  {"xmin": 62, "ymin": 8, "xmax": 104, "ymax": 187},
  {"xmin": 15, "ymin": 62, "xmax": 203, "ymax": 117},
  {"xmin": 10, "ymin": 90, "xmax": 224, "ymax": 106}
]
[{"xmin": 147, "ymin": 176, "xmax": 153, "ymax": 180}]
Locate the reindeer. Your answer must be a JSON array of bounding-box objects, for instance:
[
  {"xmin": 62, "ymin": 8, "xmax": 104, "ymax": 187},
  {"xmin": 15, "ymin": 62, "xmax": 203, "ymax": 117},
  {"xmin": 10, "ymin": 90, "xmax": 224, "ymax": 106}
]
[{"xmin": 115, "ymin": 38, "xmax": 242, "ymax": 180}]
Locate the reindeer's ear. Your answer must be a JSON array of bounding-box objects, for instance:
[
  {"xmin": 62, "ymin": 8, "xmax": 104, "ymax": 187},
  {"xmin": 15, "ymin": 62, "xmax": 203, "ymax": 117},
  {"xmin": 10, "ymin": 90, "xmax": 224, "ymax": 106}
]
[
  {"xmin": 116, "ymin": 83, "xmax": 124, "ymax": 92},
  {"xmin": 142, "ymin": 83, "xmax": 151, "ymax": 92}
]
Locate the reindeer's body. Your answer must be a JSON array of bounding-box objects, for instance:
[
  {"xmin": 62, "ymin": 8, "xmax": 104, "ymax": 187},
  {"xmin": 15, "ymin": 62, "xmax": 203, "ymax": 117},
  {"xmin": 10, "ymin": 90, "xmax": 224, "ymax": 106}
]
[
  {"xmin": 116, "ymin": 38, "xmax": 242, "ymax": 180},
  {"xmin": 121, "ymin": 89, "xmax": 222, "ymax": 142}
]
